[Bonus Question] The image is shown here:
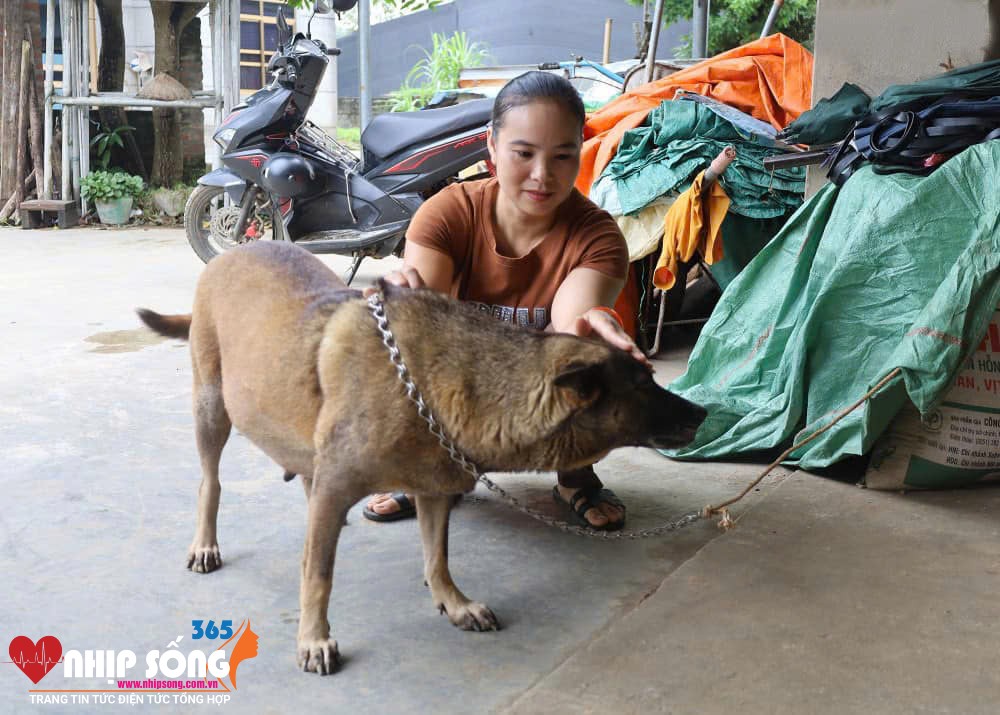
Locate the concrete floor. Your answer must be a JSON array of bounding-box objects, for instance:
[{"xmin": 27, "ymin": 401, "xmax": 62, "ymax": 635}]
[{"xmin": 2, "ymin": 225, "xmax": 998, "ymax": 714}]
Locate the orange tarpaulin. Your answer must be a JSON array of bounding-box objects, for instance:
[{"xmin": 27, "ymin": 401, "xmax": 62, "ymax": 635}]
[{"xmin": 577, "ymin": 34, "xmax": 814, "ymax": 195}]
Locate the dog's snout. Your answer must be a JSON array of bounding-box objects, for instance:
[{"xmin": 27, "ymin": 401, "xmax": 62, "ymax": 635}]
[{"xmin": 648, "ymin": 393, "xmax": 708, "ymax": 449}]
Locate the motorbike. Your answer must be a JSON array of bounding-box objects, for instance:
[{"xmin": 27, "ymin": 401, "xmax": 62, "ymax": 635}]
[{"xmin": 185, "ymin": 3, "xmax": 493, "ymax": 283}]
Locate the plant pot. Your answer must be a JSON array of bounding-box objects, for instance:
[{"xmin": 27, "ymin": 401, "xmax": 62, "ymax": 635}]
[
  {"xmin": 151, "ymin": 188, "xmax": 188, "ymax": 217},
  {"xmin": 95, "ymin": 197, "xmax": 133, "ymax": 225}
]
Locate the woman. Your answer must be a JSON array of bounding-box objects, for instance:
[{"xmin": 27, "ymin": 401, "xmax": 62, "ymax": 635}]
[{"xmin": 363, "ymin": 71, "xmax": 647, "ymax": 531}]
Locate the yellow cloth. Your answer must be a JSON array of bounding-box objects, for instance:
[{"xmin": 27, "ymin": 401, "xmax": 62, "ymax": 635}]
[{"xmin": 653, "ymin": 170, "xmax": 731, "ymax": 290}]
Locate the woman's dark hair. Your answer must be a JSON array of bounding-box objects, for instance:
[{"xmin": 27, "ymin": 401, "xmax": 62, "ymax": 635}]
[{"xmin": 491, "ymin": 71, "xmax": 586, "ymax": 134}]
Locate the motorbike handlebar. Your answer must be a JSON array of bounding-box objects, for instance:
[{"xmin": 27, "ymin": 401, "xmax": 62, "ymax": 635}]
[
  {"xmin": 268, "ymin": 54, "xmax": 302, "ymax": 82},
  {"xmin": 537, "ymin": 62, "xmax": 561, "ymax": 70},
  {"xmin": 326, "ymin": 47, "xmax": 341, "ymax": 56}
]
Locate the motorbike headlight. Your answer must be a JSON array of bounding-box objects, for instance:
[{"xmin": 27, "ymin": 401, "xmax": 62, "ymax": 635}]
[{"xmin": 214, "ymin": 128, "xmax": 237, "ymax": 150}]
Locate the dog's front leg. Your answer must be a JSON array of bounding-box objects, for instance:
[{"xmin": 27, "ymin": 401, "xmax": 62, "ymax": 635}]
[
  {"xmin": 297, "ymin": 475, "xmax": 359, "ymax": 675},
  {"xmin": 415, "ymin": 494, "xmax": 499, "ymax": 632}
]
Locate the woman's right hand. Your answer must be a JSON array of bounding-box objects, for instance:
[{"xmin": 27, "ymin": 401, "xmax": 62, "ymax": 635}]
[{"xmin": 362, "ymin": 266, "xmax": 426, "ymax": 297}]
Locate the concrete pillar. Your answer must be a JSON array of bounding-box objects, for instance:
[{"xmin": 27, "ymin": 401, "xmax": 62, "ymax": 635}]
[{"xmin": 295, "ymin": 7, "xmax": 338, "ymax": 135}]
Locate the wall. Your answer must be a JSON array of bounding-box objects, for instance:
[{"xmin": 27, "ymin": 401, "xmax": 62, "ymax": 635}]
[
  {"xmin": 806, "ymin": 0, "xmax": 996, "ymax": 195},
  {"xmin": 121, "ymin": 0, "xmax": 155, "ymax": 95},
  {"xmin": 336, "ymin": 96, "xmax": 394, "ymax": 129},
  {"xmin": 336, "ymin": 0, "xmax": 691, "ymax": 100}
]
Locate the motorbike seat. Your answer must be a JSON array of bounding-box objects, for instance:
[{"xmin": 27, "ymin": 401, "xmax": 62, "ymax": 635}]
[{"xmin": 361, "ymin": 98, "xmax": 494, "ymax": 162}]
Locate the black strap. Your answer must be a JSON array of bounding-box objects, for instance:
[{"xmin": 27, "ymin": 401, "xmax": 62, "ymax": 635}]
[{"xmin": 826, "ymin": 93, "xmax": 1000, "ymax": 185}]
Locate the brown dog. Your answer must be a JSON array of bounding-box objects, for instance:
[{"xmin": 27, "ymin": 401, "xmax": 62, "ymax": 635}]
[{"xmin": 138, "ymin": 241, "xmax": 706, "ymax": 675}]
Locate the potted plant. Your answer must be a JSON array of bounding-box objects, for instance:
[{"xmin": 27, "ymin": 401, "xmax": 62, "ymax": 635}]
[{"xmin": 80, "ymin": 170, "xmax": 145, "ymax": 225}]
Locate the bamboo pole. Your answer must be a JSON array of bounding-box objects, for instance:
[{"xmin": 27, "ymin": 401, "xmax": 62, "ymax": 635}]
[
  {"xmin": 60, "ymin": 0, "xmax": 73, "ymax": 202},
  {"xmin": 602, "ymin": 19, "xmax": 613, "ymax": 64},
  {"xmin": 89, "ymin": 0, "xmax": 99, "ymax": 92},
  {"xmin": 43, "ymin": 0, "xmax": 55, "ymax": 198},
  {"xmin": 643, "ymin": 0, "xmax": 665, "ymax": 85},
  {"xmin": 57, "ymin": 94, "xmax": 218, "ymax": 109},
  {"xmin": 80, "ymin": 0, "xmax": 91, "ymax": 198}
]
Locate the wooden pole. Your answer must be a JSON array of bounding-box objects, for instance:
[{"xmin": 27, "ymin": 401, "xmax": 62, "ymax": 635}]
[
  {"xmin": 0, "ymin": 172, "xmax": 35, "ymax": 221},
  {"xmin": 0, "ymin": 41, "xmax": 31, "ymax": 221},
  {"xmin": 26, "ymin": 24, "xmax": 45, "ymax": 201},
  {"xmin": 1, "ymin": 1, "xmax": 25, "ymax": 204},
  {"xmin": 603, "ymin": 19, "xmax": 613, "ymax": 65}
]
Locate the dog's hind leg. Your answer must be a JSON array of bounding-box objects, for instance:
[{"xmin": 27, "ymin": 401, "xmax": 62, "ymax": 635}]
[
  {"xmin": 187, "ymin": 369, "xmax": 231, "ymax": 574},
  {"xmin": 415, "ymin": 495, "xmax": 499, "ymax": 632}
]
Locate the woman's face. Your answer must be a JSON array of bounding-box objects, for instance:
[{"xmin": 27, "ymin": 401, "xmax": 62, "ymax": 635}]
[{"xmin": 487, "ymin": 99, "xmax": 582, "ymax": 219}]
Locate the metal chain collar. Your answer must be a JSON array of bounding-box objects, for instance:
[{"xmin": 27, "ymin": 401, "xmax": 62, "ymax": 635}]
[{"xmin": 366, "ymin": 291, "xmax": 707, "ymax": 540}]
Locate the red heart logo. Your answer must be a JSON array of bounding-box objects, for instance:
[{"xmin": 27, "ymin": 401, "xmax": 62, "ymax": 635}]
[{"xmin": 9, "ymin": 636, "xmax": 62, "ymax": 684}]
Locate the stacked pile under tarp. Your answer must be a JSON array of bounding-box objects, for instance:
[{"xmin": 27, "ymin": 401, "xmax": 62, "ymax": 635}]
[
  {"xmin": 661, "ymin": 61, "xmax": 1000, "ymax": 488},
  {"xmin": 577, "ymin": 34, "xmax": 814, "ymax": 194},
  {"xmin": 582, "ymin": 34, "xmax": 815, "ymax": 338},
  {"xmin": 592, "ymin": 95, "xmax": 806, "ymax": 291}
]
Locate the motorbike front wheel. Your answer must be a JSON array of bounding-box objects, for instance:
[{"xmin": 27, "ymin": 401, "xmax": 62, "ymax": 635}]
[{"xmin": 184, "ymin": 184, "xmax": 285, "ymax": 263}]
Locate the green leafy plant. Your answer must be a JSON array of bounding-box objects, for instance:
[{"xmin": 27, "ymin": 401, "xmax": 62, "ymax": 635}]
[
  {"xmin": 627, "ymin": 0, "xmax": 816, "ymax": 57},
  {"xmin": 390, "ymin": 31, "xmax": 490, "ymax": 111},
  {"xmin": 89, "ymin": 123, "xmax": 135, "ymax": 170},
  {"xmin": 388, "ymin": 83, "xmax": 435, "ymax": 112},
  {"xmin": 336, "ymin": 126, "xmax": 360, "ymax": 144},
  {"xmin": 80, "ymin": 170, "xmax": 145, "ymax": 203}
]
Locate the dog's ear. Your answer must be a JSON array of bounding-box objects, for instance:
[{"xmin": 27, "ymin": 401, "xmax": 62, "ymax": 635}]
[
  {"xmin": 554, "ymin": 361, "xmax": 604, "ymax": 409},
  {"xmin": 374, "ymin": 277, "xmax": 403, "ymax": 297}
]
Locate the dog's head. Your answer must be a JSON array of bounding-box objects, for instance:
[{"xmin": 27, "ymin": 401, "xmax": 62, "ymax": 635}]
[{"xmin": 534, "ymin": 335, "xmax": 707, "ymax": 470}]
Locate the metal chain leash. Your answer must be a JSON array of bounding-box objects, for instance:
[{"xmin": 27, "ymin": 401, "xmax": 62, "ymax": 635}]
[{"xmin": 367, "ymin": 291, "xmax": 708, "ymax": 540}]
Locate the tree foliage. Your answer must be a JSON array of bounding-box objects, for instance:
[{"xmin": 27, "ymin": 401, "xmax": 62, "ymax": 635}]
[
  {"xmin": 627, "ymin": 0, "xmax": 816, "ymax": 57},
  {"xmin": 285, "ymin": 0, "xmax": 443, "ymax": 12}
]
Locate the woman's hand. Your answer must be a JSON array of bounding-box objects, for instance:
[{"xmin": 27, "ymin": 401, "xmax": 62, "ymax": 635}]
[
  {"xmin": 362, "ymin": 266, "xmax": 426, "ymax": 297},
  {"xmin": 571, "ymin": 308, "xmax": 651, "ymax": 368}
]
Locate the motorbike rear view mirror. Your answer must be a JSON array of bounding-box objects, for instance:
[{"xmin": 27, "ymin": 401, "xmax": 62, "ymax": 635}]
[
  {"xmin": 276, "ymin": 7, "xmax": 292, "ymax": 46},
  {"xmin": 327, "ymin": 0, "xmax": 359, "ymax": 14}
]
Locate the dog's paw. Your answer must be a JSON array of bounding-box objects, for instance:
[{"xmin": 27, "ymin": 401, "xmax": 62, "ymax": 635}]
[
  {"xmin": 187, "ymin": 545, "xmax": 222, "ymax": 573},
  {"xmin": 297, "ymin": 639, "xmax": 340, "ymax": 675},
  {"xmin": 440, "ymin": 600, "xmax": 500, "ymax": 632}
]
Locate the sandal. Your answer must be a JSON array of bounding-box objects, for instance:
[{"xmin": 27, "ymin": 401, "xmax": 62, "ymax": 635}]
[
  {"xmin": 363, "ymin": 492, "xmax": 416, "ymax": 522},
  {"xmin": 551, "ymin": 485, "xmax": 626, "ymax": 532}
]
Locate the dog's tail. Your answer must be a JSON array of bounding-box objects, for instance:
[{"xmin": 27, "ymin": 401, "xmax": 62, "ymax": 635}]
[{"xmin": 137, "ymin": 308, "xmax": 192, "ymax": 340}]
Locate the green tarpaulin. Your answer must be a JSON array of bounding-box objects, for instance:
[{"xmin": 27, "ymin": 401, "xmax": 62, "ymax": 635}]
[
  {"xmin": 776, "ymin": 82, "xmax": 871, "ymax": 146},
  {"xmin": 604, "ymin": 100, "xmax": 805, "ymax": 219},
  {"xmin": 663, "ymin": 140, "xmax": 1000, "ymax": 469}
]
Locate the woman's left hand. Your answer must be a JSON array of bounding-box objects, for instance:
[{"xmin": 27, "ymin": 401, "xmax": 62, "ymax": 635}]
[{"xmin": 572, "ymin": 308, "xmax": 651, "ymax": 368}]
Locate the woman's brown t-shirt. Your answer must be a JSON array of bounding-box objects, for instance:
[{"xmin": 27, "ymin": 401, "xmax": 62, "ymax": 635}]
[{"xmin": 404, "ymin": 178, "xmax": 627, "ymax": 330}]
